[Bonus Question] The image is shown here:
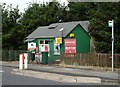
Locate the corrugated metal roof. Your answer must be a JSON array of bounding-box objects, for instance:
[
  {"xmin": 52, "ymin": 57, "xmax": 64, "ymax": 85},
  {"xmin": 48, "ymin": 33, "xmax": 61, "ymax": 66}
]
[{"xmin": 26, "ymin": 21, "xmax": 90, "ymax": 42}]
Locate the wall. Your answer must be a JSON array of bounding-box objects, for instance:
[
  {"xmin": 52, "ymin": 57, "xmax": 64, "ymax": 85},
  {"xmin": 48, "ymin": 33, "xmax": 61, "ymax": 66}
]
[
  {"xmin": 61, "ymin": 24, "xmax": 91, "ymax": 53},
  {"xmin": 30, "ymin": 24, "xmax": 91, "ymax": 63},
  {"xmin": 36, "ymin": 38, "xmax": 59, "ymax": 63}
]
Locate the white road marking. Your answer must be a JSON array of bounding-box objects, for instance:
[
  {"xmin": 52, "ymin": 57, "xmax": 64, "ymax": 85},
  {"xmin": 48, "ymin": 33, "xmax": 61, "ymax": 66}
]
[{"xmin": 0, "ymin": 70, "xmax": 4, "ymax": 72}]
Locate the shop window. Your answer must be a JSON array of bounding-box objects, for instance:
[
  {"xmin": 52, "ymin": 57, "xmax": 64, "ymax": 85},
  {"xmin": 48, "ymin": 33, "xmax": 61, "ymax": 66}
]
[
  {"xmin": 40, "ymin": 40, "xmax": 44, "ymax": 44},
  {"xmin": 45, "ymin": 40, "xmax": 50, "ymax": 44},
  {"xmin": 40, "ymin": 40, "xmax": 50, "ymax": 44}
]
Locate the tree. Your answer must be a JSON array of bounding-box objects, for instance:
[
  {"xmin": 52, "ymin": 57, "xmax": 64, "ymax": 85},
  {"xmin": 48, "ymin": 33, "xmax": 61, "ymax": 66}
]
[
  {"xmin": 20, "ymin": 2, "xmax": 65, "ymax": 38},
  {"xmin": 2, "ymin": 2, "xmax": 66, "ymax": 50},
  {"xmin": 2, "ymin": 3, "xmax": 24, "ymax": 50},
  {"xmin": 2, "ymin": 2, "xmax": 120, "ymax": 53},
  {"xmin": 89, "ymin": 2, "xmax": 120, "ymax": 53}
]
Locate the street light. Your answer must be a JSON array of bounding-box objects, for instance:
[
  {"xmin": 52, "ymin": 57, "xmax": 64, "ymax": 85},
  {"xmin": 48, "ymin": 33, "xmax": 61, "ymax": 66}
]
[
  {"xmin": 108, "ymin": 20, "xmax": 114, "ymax": 71},
  {"xmin": 59, "ymin": 28, "xmax": 64, "ymax": 38}
]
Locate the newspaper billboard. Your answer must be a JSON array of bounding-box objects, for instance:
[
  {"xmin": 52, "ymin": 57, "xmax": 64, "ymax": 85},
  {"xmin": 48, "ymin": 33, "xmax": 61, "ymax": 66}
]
[{"xmin": 65, "ymin": 39, "xmax": 76, "ymax": 53}]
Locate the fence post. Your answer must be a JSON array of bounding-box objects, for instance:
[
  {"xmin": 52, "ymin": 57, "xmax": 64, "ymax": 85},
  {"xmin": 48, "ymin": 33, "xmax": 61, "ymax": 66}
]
[
  {"xmin": 8, "ymin": 50, "xmax": 10, "ymax": 62},
  {"xmin": 99, "ymin": 53, "xmax": 100, "ymax": 67},
  {"xmin": 88, "ymin": 53, "xmax": 89, "ymax": 66},
  {"xmin": 97, "ymin": 53, "xmax": 99, "ymax": 67},
  {"xmin": 106, "ymin": 54, "xmax": 108, "ymax": 67},
  {"xmin": 14, "ymin": 50, "xmax": 17, "ymax": 61},
  {"xmin": 109, "ymin": 54, "xmax": 111, "ymax": 67},
  {"xmin": 114, "ymin": 54, "xmax": 115, "ymax": 68},
  {"xmin": 114, "ymin": 54, "xmax": 117, "ymax": 68}
]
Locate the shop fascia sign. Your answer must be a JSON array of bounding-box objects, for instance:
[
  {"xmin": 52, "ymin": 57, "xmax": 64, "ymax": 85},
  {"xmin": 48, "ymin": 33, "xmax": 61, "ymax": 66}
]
[
  {"xmin": 55, "ymin": 37, "xmax": 62, "ymax": 44},
  {"xmin": 28, "ymin": 42, "xmax": 36, "ymax": 51}
]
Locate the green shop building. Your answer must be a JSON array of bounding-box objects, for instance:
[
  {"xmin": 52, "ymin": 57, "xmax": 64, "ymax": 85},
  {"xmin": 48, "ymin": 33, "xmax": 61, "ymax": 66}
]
[{"xmin": 25, "ymin": 21, "xmax": 91, "ymax": 64}]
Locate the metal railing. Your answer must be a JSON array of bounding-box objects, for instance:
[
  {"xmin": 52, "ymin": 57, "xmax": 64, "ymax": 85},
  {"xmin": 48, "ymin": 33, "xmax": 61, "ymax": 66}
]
[{"xmin": 2, "ymin": 50, "xmax": 26, "ymax": 61}]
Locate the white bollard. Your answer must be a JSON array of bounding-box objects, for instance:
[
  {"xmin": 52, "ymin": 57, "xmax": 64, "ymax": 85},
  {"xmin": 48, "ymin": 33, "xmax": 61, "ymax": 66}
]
[
  {"xmin": 24, "ymin": 53, "xmax": 28, "ymax": 69},
  {"xmin": 19, "ymin": 54, "xmax": 23, "ymax": 70}
]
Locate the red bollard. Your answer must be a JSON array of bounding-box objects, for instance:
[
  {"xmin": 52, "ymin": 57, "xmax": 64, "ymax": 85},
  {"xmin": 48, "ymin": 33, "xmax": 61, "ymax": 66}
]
[{"xmin": 22, "ymin": 53, "xmax": 25, "ymax": 64}]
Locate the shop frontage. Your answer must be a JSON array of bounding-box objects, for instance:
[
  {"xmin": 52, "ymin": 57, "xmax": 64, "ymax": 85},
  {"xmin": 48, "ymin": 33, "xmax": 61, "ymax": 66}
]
[{"xmin": 25, "ymin": 21, "xmax": 91, "ymax": 64}]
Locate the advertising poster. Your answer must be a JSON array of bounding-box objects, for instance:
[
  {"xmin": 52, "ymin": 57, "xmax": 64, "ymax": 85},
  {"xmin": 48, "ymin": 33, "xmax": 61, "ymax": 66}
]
[
  {"xmin": 39, "ymin": 44, "xmax": 49, "ymax": 52},
  {"xmin": 55, "ymin": 37, "xmax": 62, "ymax": 44},
  {"xmin": 28, "ymin": 42, "xmax": 36, "ymax": 51},
  {"xmin": 65, "ymin": 39, "xmax": 76, "ymax": 53},
  {"xmin": 54, "ymin": 44, "xmax": 60, "ymax": 55}
]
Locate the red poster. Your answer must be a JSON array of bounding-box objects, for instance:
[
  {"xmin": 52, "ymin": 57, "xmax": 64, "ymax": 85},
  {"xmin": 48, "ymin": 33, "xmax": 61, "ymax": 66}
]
[{"xmin": 65, "ymin": 39, "xmax": 76, "ymax": 53}]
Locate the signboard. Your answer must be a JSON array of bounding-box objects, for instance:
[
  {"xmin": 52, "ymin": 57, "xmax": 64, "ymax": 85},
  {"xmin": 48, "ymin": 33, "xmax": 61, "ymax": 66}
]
[
  {"xmin": 108, "ymin": 20, "xmax": 113, "ymax": 27},
  {"xmin": 28, "ymin": 42, "xmax": 36, "ymax": 51},
  {"xmin": 65, "ymin": 39, "xmax": 76, "ymax": 53},
  {"xmin": 54, "ymin": 44, "xmax": 60, "ymax": 55},
  {"xmin": 70, "ymin": 33, "xmax": 74, "ymax": 38},
  {"xmin": 55, "ymin": 37, "xmax": 62, "ymax": 44},
  {"xmin": 39, "ymin": 44, "xmax": 49, "ymax": 52}
]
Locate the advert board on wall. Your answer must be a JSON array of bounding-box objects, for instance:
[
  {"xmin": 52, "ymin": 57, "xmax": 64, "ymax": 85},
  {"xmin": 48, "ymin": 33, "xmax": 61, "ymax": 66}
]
[
  {"xmin": 54, "ymin": 44, "xmax": 60, "ymax": 55},
  {"xmin": 28, "ymin": 42, "xmax": 36, "ymax": 50},
  {"xmin": 39, "ymin": 44, "xmax": 49, "ymax": 52},
  {"xmin": 65, "ymin": 39, "xmax": 76, "ymax": 53}
]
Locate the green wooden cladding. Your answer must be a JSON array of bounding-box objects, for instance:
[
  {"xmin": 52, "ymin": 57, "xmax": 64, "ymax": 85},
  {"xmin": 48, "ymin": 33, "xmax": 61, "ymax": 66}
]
[
  {"xmin": 61, "ymin": 24, "xmax": 91, "ymax": 53},
  {"xmin": 33, "ymin": 24, "xmax": 90, "ymax": 63},
  {"xmin": 35, "ymin": 24, "xmax": 91, "ymax": 53}
]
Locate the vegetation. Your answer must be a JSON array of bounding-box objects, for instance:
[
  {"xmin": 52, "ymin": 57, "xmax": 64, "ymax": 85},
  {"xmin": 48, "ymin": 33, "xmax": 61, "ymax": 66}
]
[{"xmin": 1, "ymin": 2, "xmax": 120, "ymax": 53}]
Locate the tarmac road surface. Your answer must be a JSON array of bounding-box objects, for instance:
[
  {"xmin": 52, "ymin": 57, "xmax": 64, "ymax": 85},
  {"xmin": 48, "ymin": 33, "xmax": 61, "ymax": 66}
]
[{"xmin": 2, "ymin": 66, "xmax": 77, "ymax": 85}]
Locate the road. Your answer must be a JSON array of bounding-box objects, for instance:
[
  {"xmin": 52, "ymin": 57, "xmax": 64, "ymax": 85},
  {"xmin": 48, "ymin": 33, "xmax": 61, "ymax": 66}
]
[
  {"xmin": 2, "ymin": 66, "xmax": 77, "ymax": 85},
  {"xmin": 2, "ymin": 62, "xmax": 119, "ymax": 81},
  {"xmin": 0, "ymin": 65, "xmax": 119, "ymax": 86}
]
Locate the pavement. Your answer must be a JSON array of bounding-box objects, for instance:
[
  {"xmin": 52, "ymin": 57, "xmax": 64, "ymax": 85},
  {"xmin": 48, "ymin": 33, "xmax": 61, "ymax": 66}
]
[
  {"xmin": 11, "ymin": 68, "xmax": 101, "ymax": 83},
  {"xmin": 1, "ymin": 61, "xmax": 120, "ymax": 84},
  {"xmin": 3, "ymin": 66, "xmax": 80, "ymax": 85}
]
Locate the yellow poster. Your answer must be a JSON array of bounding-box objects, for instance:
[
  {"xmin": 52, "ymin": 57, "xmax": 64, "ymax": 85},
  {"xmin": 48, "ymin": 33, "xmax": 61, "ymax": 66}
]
[{"xmin": 55, "ymin": 37, "xmax": 62, "ymax": 44}]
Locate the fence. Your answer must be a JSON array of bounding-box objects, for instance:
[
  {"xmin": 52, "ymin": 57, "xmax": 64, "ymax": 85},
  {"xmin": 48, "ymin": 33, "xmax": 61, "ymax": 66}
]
[
  {"xmin": 48, "ymin": 51, "xmax": 60, "ymax": 64},
  {"xmin": 2, "ymin": 50, "xmax": 60, "ymax": 64},
  {"xmin": 2, "ymin": 50, "xmax": 26, "ymax": 61},
  {"xmin": 2, "ymin": 50, "xmax": 120, "ymax": 68},
  {"xmin": 60, "ymin": 53, "xmax": 120, "ymax": 68}
]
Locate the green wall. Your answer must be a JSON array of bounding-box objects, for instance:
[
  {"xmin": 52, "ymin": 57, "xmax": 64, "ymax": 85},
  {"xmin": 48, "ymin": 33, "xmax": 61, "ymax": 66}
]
[
  {"xmin": 35, "ymin": 38, "xmax": 54, "ymax": 55},
  {"xmin": 61, "ymin": 24, "xmax": 91, "ymax": 53},
  {"xmin": 35, "ymin": 38, "xmax": 57, "ymax": 63},
  {"xmin": 35, "ymin": 24, "xmax": 91, "ymax": 54},
  {"xmin": 31, "ymin": 24, "xmax": 91, "ymax": 63}
]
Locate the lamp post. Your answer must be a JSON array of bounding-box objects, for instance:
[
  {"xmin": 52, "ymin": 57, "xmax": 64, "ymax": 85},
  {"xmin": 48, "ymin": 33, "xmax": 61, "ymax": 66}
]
[
  {"xmin": 58, "ymin": 28, "xmax": 64, "ymax": 54},
  {"xmin": 59, "ymin": 28, "xmax": 64, "ymax": 38},
  {"xmin": 108, "ymin": 20, "xmax": 114, "ymax": 71},
  {"xmin": 59, "ymin": 28, "xmax": 64, "ymax": 43}
]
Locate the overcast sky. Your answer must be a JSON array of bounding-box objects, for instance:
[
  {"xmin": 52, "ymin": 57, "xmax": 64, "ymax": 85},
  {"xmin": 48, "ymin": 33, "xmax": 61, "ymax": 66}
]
[{"xmin": 0, "ymin": 0, "xmax": 68, "ymax": 12}]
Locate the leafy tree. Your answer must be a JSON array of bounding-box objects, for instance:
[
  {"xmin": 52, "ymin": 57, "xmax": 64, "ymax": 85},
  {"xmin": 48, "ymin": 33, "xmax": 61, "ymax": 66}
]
[
  {"xmin": 66, "ymin": 2, "xmax": 120, "ymax": 53},
  {"xmin": 2, "ymin": 2, "xmax": 120, "ymax": 53},
  {"xmin": 2, "ymin": 2, "xmax": 66, "ymax": 50},
  {"xmin": 89, "ymin": 2, "xmax": 120, "ymax": 53},
  {"xmin": 20, "ymin": 2, "xmax": 65, "ymax": 37},
  {"xmin": 2, "ymin": 3, "xmax": 24, "ymax": 50}
]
